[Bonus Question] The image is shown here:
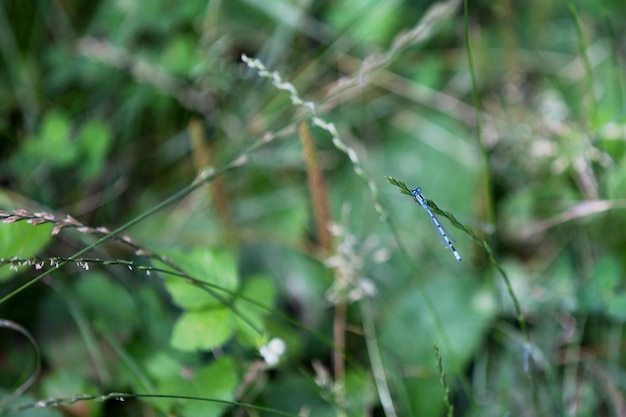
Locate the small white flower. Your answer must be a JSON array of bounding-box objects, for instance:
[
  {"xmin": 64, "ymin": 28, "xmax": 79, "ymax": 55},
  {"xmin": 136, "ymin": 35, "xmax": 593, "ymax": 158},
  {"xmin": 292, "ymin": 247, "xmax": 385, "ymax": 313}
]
[{"xmin": 260, "ymin": 338, "xmax": 286, "ymax": 366}]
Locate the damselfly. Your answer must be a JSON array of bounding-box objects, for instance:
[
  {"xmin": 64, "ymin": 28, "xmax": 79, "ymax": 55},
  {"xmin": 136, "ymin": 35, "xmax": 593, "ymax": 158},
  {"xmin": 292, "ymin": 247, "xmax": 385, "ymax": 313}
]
[{"xmin": 410, "ymin": 187, "xmax": 462, "ymax": 262}]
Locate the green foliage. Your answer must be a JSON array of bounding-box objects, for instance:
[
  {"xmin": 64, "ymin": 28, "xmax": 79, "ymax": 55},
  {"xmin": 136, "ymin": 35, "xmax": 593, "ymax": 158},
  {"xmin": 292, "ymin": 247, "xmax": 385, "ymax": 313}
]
[
  {"xmin": 234, "ymin": 275, "xmax": 277, "ymax": 346},
  {"xmin": 171, "ymin": 307, "xmax": 236, "ymax": 351},
  {"xmin": 22, "ymin": 111, "xmax": 77, "ymax": 168},
  {"xmin": 75, "ymin": 119, "xmax": 113, "ymax": 179},
  {"xmin": 0, "ymin": 221, "xmax": 52, "ymax": 282},
  {"xmin": 11, "ymin": 110, "xmax": 113, "ymax": 182},
  {"xmin": 162, "ymin": 248, "xmax": 239, "ymax": 310},
  {"xmin": 159, "ymin": 248, "xmax": 275, "ymax": 351},
  {"xmin": 380, "ymin": 276, "xmax": 495, "ymax": 416},
  {"xmin": 0, "ymin": 191, "xmax": 53, "ymax": 282},
  {"xmin": 1, "ymin": 0, "xmax": 626, "ymax": 416},
  {"xmin": 152, "ymin": 357, "xmax": 238, "ymax": 417}
]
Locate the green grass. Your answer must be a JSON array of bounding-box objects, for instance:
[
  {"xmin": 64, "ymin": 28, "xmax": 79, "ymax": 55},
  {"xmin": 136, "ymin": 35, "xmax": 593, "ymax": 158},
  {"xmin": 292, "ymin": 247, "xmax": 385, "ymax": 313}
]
[{"xmin": 1, "ymin": 0, "xmax": 626, "ymax": 416}]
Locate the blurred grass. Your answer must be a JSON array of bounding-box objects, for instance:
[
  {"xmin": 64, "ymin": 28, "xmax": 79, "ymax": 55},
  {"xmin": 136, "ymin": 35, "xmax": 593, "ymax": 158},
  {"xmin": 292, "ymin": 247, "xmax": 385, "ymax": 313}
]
[{"xmin": 1, "ymin": 0, "xmax": 626, "ymax": 416}]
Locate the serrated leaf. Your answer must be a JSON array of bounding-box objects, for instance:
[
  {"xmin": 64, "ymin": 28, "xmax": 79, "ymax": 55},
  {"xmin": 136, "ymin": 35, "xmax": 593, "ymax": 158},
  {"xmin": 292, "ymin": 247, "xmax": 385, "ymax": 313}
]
[
  {"xmin": 161, "ymin": 248, "xmax": 239, "ymax": 309},
  {"xmin": 170, "ymin": 307, "xmax": 235, "ymax": 352}
]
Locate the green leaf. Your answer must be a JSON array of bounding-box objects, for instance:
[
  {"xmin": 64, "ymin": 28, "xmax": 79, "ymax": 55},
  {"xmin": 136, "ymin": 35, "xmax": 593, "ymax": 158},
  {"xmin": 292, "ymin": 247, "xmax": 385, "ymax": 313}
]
[
  {"xmin": 0, "ymin": 221, "xmax": 53, "ymax": 282},
  {"xmin": 24, "ymin": 110, "xmax": 77, "ymax": 167},
  {"xmin": 380, "ymin": 275, "xmax": 495, "ymax": 416},
  {"xmin": 161, "ymin": 248, "xmax": 239, "ymax": 309},
  {"xmin": 152, "ymin": 357, "xmax": 238, "ymax": 417},
  {"xmin": 161, "ymin": 35, "xmax": 196, "ymax": 76},
  {"xmin": 143, "ymin": 351, "xmax": 184, "ymax": 382},
  {"xmin": 76, "ymin": 119, "xmax": 113, "ymax": 178},
  {"xmin": 170, "ymin": 307, "xmax": 235, "ymax": 351},
  {"xmin": 234, "ymin": 275, "xmax": 276, "ymax": 346}
]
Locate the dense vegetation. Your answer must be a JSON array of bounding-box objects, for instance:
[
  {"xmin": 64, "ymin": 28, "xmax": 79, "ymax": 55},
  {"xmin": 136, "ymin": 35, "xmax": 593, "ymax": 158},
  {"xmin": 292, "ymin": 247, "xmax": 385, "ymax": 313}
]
[{"xmin": 1, "ymin": 0, "xmax": 625, "ymax": 416}]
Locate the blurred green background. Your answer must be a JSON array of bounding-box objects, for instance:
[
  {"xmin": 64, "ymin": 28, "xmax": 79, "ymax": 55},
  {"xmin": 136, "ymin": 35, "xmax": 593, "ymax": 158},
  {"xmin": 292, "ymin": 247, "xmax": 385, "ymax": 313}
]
[{"xmin": 1, "ymin": 0, "xmax": 626, "ymax": 416}]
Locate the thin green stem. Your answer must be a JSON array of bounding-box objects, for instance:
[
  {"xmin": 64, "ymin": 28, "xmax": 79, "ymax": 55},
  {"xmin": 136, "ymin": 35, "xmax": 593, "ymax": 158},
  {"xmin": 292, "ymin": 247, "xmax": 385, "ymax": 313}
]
[
  {"xmin": 0, "ymin": 392, "xmax": 301, "ymax": 417},
  {"xmin": 361, "ymin": 298, "xmax": 398, "ymax": 417},
  {"xmin": 463, "ymin": 0, "xmax": 495, "ymax": 235},
  {"xmin": 570, "ymin": 3, "xmax": 599, "ymax": 128},
  {"xmin": 0, "ymin": 319, "xmax": 40, "ymax": 406}
]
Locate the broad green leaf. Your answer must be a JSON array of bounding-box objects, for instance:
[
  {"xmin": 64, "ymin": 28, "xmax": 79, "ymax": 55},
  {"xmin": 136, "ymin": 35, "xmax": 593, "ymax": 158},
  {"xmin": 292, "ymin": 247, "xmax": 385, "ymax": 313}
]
[
  {"xmin": 161, "ymin": 35, "xmax": 196, "ymax": 76},
  {"xmin": 162, "ymin": 248, "xmax": 239, "ymax": 309},
  {"xmin": 171, "ymin": 307, "xmax": 235, "ymax": 351},
  {"xmin": 76, "ymin": 119, "xmax": 113, "ymax": 178},
  {"xmin": 0, "ymin": 221, "xmax": 53, "ymax": 282},
  {"xmin": 234, "ymin": 275, "xmax": 276, "ymax": 346},
  {"xmin": 152, "ymin": 357, "xmax": 238, "ymax": 417},
  {"xmin": 380, "ymin": 275, "xmax": 495, "ymax": 416},
  {"xmin": 143, "ymin": 351, "xmax": 184, "ymax": 382},
  {"xmin": 24, "ymin": 110, "xmax": 77, "ymax": 167}
]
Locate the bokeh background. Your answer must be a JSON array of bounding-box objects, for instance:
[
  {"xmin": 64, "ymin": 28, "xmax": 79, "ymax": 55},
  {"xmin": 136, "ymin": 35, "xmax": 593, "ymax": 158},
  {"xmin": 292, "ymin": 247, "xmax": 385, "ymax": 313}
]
[{"xmin": 1, "ymin": 0, "xmax": 626, "ymax": 416}]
